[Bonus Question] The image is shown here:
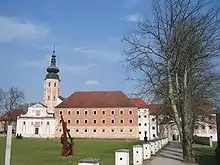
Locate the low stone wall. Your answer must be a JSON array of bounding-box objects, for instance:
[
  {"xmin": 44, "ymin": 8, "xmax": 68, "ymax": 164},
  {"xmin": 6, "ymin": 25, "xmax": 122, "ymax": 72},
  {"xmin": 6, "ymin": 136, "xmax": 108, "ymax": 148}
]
[
  {"xmin": 77, "ymin": 137, "xmax": 169, "ymax": 165},
  {"xmin": 193, "ymin": 135, "xmax": 213, "ymax": 147}
]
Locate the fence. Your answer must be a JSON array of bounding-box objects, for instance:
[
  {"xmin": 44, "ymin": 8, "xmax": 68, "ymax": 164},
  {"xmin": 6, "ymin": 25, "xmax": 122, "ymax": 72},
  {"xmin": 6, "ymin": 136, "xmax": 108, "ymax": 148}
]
[{"xmin": 77, "ymin": 137, "xmax": 169, "ymax": 165}]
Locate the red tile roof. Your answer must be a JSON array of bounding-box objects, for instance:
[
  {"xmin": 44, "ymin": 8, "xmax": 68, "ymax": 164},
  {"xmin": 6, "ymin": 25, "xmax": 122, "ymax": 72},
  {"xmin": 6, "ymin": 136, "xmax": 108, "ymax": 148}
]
[
  {"xmin": 130, "ymin": 98, "xmax": 148, "ymax": 108},
  {"xmin": 146, "ymin": 104, "xmax": 161, "ymax": 115},
  {"xmin": 56, "ymin": 91, "xmax": 137, "ymax": 108},
  {"xmin": 129, "ymin": 98, "xmax": 162, "ymax": 115},
  {"xmin": 0, "ymin": 109, "xmax": 26, "ymax": 121}
]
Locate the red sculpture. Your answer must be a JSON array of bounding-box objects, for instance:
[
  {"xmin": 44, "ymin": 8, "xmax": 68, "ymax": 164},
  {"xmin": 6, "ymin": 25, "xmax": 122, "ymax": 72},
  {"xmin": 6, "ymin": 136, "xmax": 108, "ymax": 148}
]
[{"xmin": 60, "ymin": 114, "xmax": 74, "ymax": 157}]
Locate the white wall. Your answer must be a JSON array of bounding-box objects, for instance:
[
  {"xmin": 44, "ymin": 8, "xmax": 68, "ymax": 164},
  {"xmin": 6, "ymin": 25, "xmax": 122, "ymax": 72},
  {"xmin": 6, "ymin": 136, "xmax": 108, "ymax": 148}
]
[
  {"xmin": 138, "ymin": 108, "xmax": 158, "ymax": 140},
  {"xmin": 138, "ymin": 108, "xmax": 150, "ymax": 140},
  {"xmin": 16, "ymin": 118, "xmax": 55, "ymax": 138},
  {"xmin": 149, "ymin": 115, "xmax": 157, "ymax": 140},
  {"xmin": 16, "ymin": 103, "xmax": 55, "ymax": 138}
]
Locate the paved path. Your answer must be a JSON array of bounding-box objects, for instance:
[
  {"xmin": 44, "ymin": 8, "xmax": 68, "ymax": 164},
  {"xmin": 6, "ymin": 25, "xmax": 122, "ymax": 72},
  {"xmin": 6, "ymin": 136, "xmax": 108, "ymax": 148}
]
[{"xmin": 144, "ymin": 142, "xmax": 198, "ymax": 165}]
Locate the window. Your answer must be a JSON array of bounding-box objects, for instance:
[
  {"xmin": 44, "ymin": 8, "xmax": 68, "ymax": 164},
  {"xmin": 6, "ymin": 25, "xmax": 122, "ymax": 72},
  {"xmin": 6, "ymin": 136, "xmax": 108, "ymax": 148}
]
[
  {"xmin": 120, "ymin": 111, "xmax": 123, "ymax": 114},
  {"xmin": 120, "ymin": 129, "xmax": 123, "ymax": 132},
  {"xmin": 144, "ymin": 115, "xmax": 147, "ymax": 118},
  {"xmin": 59, "ymin": 129, "xmax": 62, "ymax": 132},
  {"xmin": 85, "ymin": 129, "xmax": 87, "ymax": 132},
  {"xmin": 152, "ymin": 118, "xmax": 155, "ymax": 122},
  {"xmin": 111, "ymin": 111, "xmax": 114, "ymax": 115},
  {"xmin": 112, "ymin": 129, "xmax": 114, "ymax": 132},
  {"xmin": 129, "ymin": 120, "xmax": 133, "ymax": 123},
  {"xmin": 53, "ymin": 96, "xmax": 56, "ymax": 100},
  {"xmin": 85, "ymin": 120, "xmax": 88, "ymax": 124},
  {"xmin": 111, "ymin": 120, "xmax": 115, "ymax": 124},
  {"xmin": 209, "ymin": 125, "xmax": 213, "ymax": 129},
  {"xmin": 93, "ymin": 129, "xmax": 96, "ymax": 132},
  {"xmin": 94, "ymin": 120, "xmax": 96, "ymax": 124},
  {"xmin": 102, "ymin": 129, "xmax": 105, "ymax": 132},
  {"xmin": 23, "ymin": 122, "xmax": 26, "ymax": 125},
  {"xmin": 60, "ymin": 120, "xmax": 62, "ymax": 123},
  {"xmin": 54, "ymin": 83, "xmax": 56, "ymax": 87},
  {"xmin": 76, "ymin": 129, "xmax": 79, "ymax": 132},
  {"xmin": 85, "ymin": 111, "xmax": 88, "ymax": 115},
  {"xmin": 139, "ymin": 132, "xmax": 141, "ymax": 134},
  {"xmin": 195, "ymin": 125, "xmax": 198, "ymax": 129},
  {"xmin": 36, "ymin": 110, "xmax": 40, "ymax": 116},
  {"xmin": 129, "ymin": 110, "xmax": 133, "ymax": 114},
  {"xmin": 139, "ymin": 115, "xmax": 141, "ymax": 118},
  {"xmin": 102, "ymin": 111, "xmax": 105, "ymax": 115},
  {"xmin": 68, "ymin": 111, "xmax": 71, "ymax": 115},
  {"xmin": 77, "ymin": 111, "xmax": 79, "ymax": 115},
  {"xmin": 47, "ymin": 122, "xmax": 49, "ymax": 125},
  {"xmin": 152, "ymin": 126, "xmax": 155, "ymax": 130},
  {"xmin": 153, "ymin": 134, "xmax": 156, "ymax": 137},
  {"xmin": 202, "ymin": 125, "xmax": 205, "ymax": 129},
  {"xmin": 139, "ymin": 123, "xmax": 141, "ymax": 126},
  {"xmin": 68, "ymin": 120, "xmax": 70, "ymax": 124},
  {"xmin": 130, "ymin": 129, "xmax": 133, "ymax": 132},
  {"xmin": 120, "ymin": 120, "xmax": 123, "ymax": 124},
  {"xmin": 48, "ymin": 82, "xmax": 50, "ymax": 87},
  {"xmin": 102, "ymin": 120, "xmax": 105, "ymax": 124},
  {"xmin": 76, "ymin": 120, "xmax": 79, "ymax": 124},
  {"xmin": 48, "ymin": 96, "xmax": 50, "ymax": 100},
  {"xmin": 59, "ymin": 111, "xmax": 62, "ymax": 115},
  {"xmin": 94, "ymin": 111, "xmax": 97, "ymax": 115}
]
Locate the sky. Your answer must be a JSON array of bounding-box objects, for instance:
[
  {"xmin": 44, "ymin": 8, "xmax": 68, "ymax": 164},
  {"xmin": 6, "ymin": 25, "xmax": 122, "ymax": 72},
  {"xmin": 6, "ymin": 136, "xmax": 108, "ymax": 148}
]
[{"xmin": 0, "ymin": 0, "xmax": 219, "ymax": 103}]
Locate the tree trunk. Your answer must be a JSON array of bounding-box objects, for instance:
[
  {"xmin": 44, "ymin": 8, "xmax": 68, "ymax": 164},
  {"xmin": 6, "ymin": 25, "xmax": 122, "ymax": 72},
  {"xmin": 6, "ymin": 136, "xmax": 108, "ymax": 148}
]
[
  {"xmin": 182, "ymin": 129, "xmax": 195, "ymax": 162},
  {"xmin": 182, "ymin": 69, "xmax": 194, "ymax": 162}
]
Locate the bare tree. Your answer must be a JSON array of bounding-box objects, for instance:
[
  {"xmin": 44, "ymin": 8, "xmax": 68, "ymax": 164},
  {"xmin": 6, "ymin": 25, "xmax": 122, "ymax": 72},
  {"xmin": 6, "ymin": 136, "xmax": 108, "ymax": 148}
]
[
  {"xmin": 123, "ymin": 0, "xmax": 220, "ymax": 162},
  {"xmin": 1, "ymin": 87, "xmax": 24, "ymax": 124}
]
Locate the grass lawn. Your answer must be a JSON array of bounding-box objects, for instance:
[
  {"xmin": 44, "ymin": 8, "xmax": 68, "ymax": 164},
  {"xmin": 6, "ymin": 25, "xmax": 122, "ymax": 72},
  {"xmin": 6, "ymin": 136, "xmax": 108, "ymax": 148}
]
[
  {"xmin": 0, "ymin": 137, "xmax": 137, "ymax": 165},
  {"xmin": 194, "ymin": 142, "xmax": 218, "ymax": 165}
]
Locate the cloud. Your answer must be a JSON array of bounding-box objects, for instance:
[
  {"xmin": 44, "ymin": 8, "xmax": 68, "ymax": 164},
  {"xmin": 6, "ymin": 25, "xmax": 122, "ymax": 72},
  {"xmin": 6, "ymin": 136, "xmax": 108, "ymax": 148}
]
[
  {"xmin": 124, "ymin": 0, "xmax": 140, "ymax": 9},
  {"xmin": 22, "ymin": 55, "xmax": 51, "ymax": 68},
  {"xmin": 0, "ymin": 16, "xmax": 48, "ymax": 42},
  {"xmin": 85, "ymin": 80, "xmax": 99, "ymax": 85},
  {"xmin": 121, "ymin": 13, "xmax": 143, "ymax": 22},
  {"xmin": 60, "ymin": 64, "xmax": 95, "ymax": 73}
]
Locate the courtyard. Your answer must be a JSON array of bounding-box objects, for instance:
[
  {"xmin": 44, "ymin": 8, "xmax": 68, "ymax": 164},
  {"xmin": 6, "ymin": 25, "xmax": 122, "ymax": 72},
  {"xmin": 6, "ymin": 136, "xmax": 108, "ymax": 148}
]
[{"xmin": 0, "ymin": 137, "xmax": 137, "ymax": 165}]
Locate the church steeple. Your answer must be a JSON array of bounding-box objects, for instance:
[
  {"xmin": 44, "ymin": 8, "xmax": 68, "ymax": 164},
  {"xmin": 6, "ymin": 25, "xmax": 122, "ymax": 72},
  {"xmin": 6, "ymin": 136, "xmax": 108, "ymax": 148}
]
[
  {"xmin": 43, "ymin": 45, "xmax": 61, "ymax": 110},
  {"xmin": 45, "ymin": 45, "xmax": 60, "ymax": 80}
]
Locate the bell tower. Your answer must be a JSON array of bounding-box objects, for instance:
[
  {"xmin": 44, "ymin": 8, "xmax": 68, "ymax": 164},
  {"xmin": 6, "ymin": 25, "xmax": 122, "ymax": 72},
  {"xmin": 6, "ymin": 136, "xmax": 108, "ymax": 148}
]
[{"xmin": 43, "ymin": 46, "xmax": 60, "ymax": 111}]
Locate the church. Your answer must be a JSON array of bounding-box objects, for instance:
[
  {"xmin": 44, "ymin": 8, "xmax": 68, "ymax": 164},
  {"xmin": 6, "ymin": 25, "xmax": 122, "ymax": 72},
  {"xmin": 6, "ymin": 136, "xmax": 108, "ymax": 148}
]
[
  {"xmin": 16, "ymin": 49, "xmax": 64, "ymax": 138},
  {"xmin": 16, "ymin": 48, "xmax": 160, "ymax": 140}
]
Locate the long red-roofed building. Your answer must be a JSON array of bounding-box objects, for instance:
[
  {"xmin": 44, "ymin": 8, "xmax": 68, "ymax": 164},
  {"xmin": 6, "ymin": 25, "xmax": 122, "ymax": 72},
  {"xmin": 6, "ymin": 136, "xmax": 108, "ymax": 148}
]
[{"xmin": 55, "ymin": 91, "xmax": 142, "ymax": 139}]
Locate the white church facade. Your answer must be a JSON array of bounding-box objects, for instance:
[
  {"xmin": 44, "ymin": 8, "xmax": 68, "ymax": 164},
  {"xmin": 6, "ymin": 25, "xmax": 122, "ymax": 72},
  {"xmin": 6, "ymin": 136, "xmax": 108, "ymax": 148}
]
[
  {"xmin": 16, "ymin": 103, "xmax": 55, "ymax": 138},
  {"xmin": 16, "ymin": 48, "xmax": 63, "ymax": 138}
]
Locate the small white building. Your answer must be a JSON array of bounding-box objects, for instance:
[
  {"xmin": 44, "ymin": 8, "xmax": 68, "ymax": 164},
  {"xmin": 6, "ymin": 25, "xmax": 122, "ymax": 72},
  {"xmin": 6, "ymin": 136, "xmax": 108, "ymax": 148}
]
[
  {"xmin": 16, "ymin": 103, "xmax": 55, "ymax": 138},
  {"xmin": 130, "ymin": 99, "xmax": 158, "ymax": 141}
]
